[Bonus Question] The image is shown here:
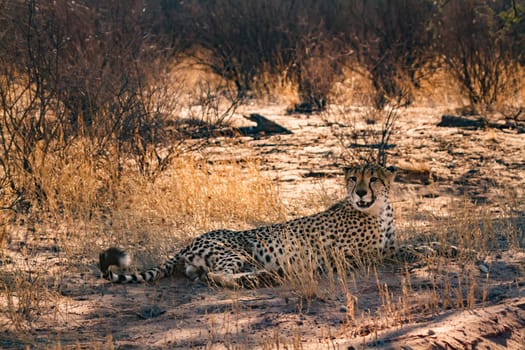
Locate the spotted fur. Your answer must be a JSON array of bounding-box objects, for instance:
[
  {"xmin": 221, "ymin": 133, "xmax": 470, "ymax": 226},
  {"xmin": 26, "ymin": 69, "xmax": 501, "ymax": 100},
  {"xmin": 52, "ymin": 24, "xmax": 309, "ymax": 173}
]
[{"xmin": 100, "ymin": 164, "xmax": 398, "ymax": 287}]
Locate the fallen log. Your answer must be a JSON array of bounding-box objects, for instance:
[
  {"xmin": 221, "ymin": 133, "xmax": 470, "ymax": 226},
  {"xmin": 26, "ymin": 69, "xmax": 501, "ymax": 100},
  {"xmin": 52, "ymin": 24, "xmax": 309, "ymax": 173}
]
[
  {"xmin": 437, "ymin": 115, "xmax": 488, "ymax": 129},
  {"xmin": 437, "ymin": 114, "xmax": 524, "ymax": 133},
  {"xmin": 239, "ymin": 113, "xmax": 292, "ymax": 135},
  {"xmin": 189, "ymin": 113, "xmax": 292, "ymax": 139}
]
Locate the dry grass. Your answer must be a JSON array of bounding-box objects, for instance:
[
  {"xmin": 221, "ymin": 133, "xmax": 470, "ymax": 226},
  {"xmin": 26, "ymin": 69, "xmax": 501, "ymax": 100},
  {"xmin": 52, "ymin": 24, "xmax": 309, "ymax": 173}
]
[
  {"xmin": 36, "ymin": 141, "xmax": 282, "ymax": 231},
  {"xmin": 2, "ymin": 124, "xmax": 523, "ymax": 345},
  {"xmin": 0, "ymin": 64, "xmax": 523, "ymax": 348},
  {"xmin": 0, "ymin": 146, "xmax": 286, "ymax": 333},
  {"xmin": 1, "ymin": 157, "xmax": 523, "ymax": 348}
]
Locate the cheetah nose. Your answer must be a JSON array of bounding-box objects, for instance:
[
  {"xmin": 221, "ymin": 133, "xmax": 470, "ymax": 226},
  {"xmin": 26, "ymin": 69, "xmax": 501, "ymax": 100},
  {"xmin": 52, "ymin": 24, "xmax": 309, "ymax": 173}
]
[{"xmin": 356, "ymin": 189, "xmax": 367, "ymax": 198}]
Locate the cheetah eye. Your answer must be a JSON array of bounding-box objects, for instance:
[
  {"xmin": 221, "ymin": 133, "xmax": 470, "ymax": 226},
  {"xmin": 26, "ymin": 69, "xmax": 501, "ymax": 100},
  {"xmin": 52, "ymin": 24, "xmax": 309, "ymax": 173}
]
[
  {"xmin": 349, "ymin": 176, "xmax": 357, "ymax": 182},
  {"xmin": 370, "ymin": 177, "xmax": 379, "ymax": 182}
]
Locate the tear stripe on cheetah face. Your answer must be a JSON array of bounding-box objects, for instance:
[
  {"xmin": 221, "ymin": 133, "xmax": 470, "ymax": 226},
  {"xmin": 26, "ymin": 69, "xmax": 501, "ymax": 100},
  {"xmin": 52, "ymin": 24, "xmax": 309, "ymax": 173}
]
[{"xmin": 100, "ymin": 164, "xmax": 398, "ymax": 287}]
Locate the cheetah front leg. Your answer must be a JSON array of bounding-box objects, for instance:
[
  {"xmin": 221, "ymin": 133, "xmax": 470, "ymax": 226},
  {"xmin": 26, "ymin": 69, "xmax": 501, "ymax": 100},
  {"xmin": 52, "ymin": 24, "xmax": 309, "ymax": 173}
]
[
  {"xmin": 394, "ymin": 242, "xmax": 477, "ymax": 263},
  {"xmin": 207, "ymin": 270, "xmax": 275, "ymax": 289}
]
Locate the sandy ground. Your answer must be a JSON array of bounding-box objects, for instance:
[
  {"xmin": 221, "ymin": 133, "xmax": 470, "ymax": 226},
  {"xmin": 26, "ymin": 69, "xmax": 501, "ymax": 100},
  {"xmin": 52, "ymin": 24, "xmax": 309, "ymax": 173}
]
[{"xmin": 1, "ymin": 103, "xmax": 524, "ymax": 349}]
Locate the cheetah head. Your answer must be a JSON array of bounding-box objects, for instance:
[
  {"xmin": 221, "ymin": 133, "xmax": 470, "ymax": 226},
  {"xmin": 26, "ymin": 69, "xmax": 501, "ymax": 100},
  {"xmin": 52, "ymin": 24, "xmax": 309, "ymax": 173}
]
[{"xmin": 343, "ymin": 164, "xmax": 396, "ymax": 213}]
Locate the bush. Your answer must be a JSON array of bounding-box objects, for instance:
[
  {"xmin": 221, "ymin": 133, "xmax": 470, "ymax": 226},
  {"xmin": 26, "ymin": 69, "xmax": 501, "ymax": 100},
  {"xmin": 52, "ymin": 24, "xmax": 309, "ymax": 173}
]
[
  {"xmin": 342, "ymin": 0, "xmax": 438, "ymax": 108},
  {"xmin": 181, "ymin": 0, "xmax": 297, "ymax": 98},
  {"xmin": 437, "ymin": 0, "xmax": 523, "ymax": 111},
  {"xmin": 181, "ymin": 0, "xmax": 346, "ymax": 109},
  {"xmin": 0, "ymin": 0, "xmax": 183, "ymax": 216}
]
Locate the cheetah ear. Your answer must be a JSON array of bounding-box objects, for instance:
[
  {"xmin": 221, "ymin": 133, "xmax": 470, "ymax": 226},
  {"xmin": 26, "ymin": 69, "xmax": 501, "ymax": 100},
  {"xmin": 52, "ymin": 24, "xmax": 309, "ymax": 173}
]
[
  {"xmin": 342, "ymin": 165, "xmax": 356, "ymax": 177},
  {"xmin": 384, "ymin": 165, "xmax": 397, "ymax": 183}
]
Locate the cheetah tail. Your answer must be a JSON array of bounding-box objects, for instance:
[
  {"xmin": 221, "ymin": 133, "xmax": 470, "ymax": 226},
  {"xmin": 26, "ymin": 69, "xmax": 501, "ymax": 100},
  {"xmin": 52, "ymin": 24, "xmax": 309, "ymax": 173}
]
[{"xmin": 99, "ymin": 247, "xmax": 179, "ymax": 283}]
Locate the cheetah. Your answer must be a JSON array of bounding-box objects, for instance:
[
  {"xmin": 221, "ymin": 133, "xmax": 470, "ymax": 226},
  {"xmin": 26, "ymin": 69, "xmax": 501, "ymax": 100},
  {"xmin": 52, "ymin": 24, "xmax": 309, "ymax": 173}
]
[{"xmin": 100, "ymin": 164, "xmax": 400, "ymax": 288}]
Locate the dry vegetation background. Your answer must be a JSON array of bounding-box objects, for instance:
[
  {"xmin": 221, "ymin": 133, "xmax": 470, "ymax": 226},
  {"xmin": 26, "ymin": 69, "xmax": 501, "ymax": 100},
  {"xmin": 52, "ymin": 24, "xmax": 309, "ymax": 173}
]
[{"xmin": 0, "ymin": 0, "xmax": 524, "ymax": 349}]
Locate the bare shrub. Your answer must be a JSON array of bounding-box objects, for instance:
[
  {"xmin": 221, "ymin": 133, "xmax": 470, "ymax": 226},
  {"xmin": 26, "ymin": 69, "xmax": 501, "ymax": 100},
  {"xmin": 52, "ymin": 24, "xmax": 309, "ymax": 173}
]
[
  {"xmin": 324, "ymin": 104, "xmax": 400, "ymax": 166},
  {"xmin": 181, "ymin": 0, "xmax": 347, "ymax": 109},
  {"xmin": 343, "ymin": 0, "xmax": 438, "ymax": 109},
  {"xmin": 0, "ymin": 3, "xmax": 79, "ymax": 214},
  {"xmin": 0, "ymin": 0, "xmax": 185, "ymax": 219},
  {"xmin": 438, "ymin": 0, "xmax": 523, "ymax": 112},
  {"xmin": 293, "ymin": 36, "xmax": 348, "ymax": 112},
  {"xmin": 182, "ymin": 0, "xmax": 300, "ymax": 98},
  {"xmin": 186, "ymin": 78, "xmax": 242, "ymax": 130}
]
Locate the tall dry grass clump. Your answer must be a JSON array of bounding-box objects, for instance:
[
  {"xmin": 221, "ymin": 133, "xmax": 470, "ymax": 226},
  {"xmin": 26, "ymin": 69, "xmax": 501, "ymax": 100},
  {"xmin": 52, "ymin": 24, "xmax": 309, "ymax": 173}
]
[
  {"xmin": 0, "ymin": 142, "xmax": 286, "ymax": 330},
  {"xmin": 108, "ymin": 155, "xmax": 286, "ymax": 241},
  {"xmin": 105, "ymin": 155, "xmax": 286, "ymax": 266},
  {"xmin": 15, "ymin": 138, "xmax": 286, "ymax": 251}
]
